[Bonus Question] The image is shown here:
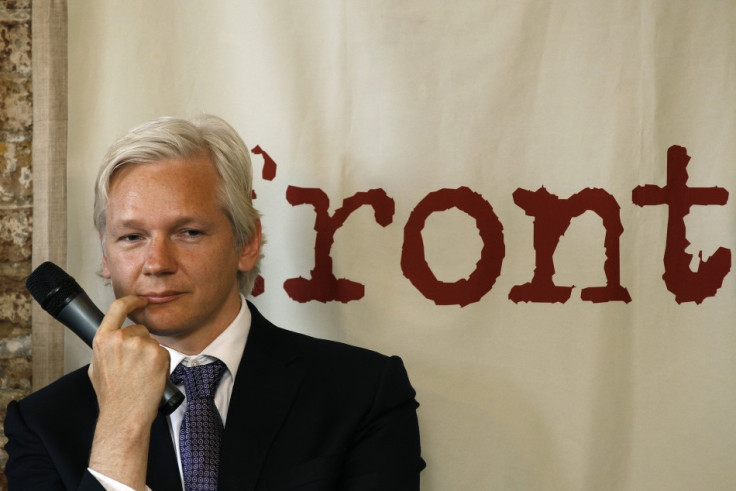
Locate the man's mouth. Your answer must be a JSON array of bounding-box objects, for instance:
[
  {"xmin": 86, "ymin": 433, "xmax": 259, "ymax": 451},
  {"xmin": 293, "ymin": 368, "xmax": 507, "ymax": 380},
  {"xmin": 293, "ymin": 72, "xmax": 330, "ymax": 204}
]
[{"xmin": 140, "ymin": 291, "xmax": 183, "ymax": 304}]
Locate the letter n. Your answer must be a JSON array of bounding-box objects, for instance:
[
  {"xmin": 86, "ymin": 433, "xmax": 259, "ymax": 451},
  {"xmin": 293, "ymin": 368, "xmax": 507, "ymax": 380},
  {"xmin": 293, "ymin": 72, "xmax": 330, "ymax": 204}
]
[{"xmin": 509, "ymin": 187, "xmax": 631, "ymax": 303}]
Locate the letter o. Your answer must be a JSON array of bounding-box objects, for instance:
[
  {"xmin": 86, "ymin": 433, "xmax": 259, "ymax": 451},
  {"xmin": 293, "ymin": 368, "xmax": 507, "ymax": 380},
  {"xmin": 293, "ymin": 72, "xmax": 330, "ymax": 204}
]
[{"xmin": 401, "ymin": 187, "xmax": 505, "ymax": 306}]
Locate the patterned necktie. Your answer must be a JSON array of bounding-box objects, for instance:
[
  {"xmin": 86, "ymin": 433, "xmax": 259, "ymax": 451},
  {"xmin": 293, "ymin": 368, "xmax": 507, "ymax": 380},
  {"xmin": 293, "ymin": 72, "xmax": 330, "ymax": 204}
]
[{"xmin": 171, "ymin": 359, "xmax": 227, "ymax": 491}]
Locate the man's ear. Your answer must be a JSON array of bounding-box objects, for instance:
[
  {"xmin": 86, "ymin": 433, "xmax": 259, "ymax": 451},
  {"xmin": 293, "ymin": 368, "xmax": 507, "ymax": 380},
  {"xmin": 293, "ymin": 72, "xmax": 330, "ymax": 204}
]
[
  {"xmin": 238, "ymin": 221, "xmax": 262, "ymax": 272},
  {"xmin": 99, "ymin": 232, "xmax": 111, "ymax": 279}
]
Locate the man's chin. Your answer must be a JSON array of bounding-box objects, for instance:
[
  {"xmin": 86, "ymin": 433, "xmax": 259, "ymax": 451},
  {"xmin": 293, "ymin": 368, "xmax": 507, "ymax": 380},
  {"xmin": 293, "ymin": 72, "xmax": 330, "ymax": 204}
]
[
  {"xmin": 145, "ymin": 323, "xmax": 192, "ymax": 339},
  {"xmin": 132, "ymin": 312, "xmax": 192, "ymax": 339}
]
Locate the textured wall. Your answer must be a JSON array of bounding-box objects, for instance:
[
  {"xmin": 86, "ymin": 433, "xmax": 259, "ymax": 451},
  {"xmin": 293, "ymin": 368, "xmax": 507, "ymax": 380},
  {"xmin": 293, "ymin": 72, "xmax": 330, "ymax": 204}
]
[{"xmin": 0, "ymin": 0, "xmax": 33, "ymax": 486}]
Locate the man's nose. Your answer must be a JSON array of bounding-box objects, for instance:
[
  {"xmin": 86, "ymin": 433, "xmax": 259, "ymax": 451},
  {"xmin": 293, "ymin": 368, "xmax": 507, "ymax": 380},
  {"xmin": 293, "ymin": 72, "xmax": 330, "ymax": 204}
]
[{"xmin": 144, "ymin": 236, "xmax": 176, "ymax": 275}]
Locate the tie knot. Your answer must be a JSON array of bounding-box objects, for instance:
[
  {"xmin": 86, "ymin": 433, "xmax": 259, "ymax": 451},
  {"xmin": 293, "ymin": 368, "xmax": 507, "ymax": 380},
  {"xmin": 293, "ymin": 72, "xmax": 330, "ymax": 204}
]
[{"xmin": 171, "ymin": 359, "xmax": 227, "ymax": 400}]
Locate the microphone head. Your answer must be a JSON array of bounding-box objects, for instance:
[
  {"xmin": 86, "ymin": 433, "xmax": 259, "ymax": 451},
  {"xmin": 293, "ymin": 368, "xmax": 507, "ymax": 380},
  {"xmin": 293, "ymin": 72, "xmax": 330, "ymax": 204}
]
[{"xmin": 26, "ymin": 261, "xmax": 83, "ymax": 317}]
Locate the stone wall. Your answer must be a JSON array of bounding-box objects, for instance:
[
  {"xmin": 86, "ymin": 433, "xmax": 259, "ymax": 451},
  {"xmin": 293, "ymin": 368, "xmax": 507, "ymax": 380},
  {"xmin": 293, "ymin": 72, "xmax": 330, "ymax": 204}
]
[{"xmin": 0, "ymin": 0, "xmax": 33, "ymax": 487}]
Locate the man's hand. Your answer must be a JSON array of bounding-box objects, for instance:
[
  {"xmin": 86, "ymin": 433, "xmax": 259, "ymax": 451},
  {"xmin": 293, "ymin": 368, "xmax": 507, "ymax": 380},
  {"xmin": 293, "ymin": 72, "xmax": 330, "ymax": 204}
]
[{"xmin": 88, "ymin": 295, "xmax": 170, "ymax": 491}]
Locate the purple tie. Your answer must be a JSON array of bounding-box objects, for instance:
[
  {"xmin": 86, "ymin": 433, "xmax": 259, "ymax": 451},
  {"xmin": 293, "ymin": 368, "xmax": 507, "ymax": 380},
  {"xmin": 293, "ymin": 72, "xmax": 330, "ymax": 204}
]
[{"xmin": 171, "ymin": 359, "xmax": 227, "ymax": 491}]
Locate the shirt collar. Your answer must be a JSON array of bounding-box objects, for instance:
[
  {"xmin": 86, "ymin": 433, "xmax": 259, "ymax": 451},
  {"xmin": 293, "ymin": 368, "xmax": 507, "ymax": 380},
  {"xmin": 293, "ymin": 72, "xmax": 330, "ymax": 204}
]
[{"xmin": 164, "ymin": 295, "xmax": 251, "ymax": 381}]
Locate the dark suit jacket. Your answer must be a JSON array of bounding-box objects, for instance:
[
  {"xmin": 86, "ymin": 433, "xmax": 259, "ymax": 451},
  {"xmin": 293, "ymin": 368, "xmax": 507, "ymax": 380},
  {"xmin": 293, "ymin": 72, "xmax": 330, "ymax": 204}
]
[{"xmin": 4, "ymin": 302, "xmax": 425, "ymax": 490}]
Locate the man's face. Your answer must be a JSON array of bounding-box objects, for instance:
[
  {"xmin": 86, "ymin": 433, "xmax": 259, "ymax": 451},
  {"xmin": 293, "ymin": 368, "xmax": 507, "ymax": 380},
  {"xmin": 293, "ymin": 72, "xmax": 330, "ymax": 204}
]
[{"xmin": 101, "ymin": 155, "xmax": 260, "ymax": 353}]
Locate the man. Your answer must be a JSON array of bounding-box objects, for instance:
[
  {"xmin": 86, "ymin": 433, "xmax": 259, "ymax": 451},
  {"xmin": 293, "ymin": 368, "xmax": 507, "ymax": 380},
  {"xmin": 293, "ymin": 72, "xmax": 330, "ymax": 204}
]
[{"xmin": 4, "ymin": 115, "xmax": 424, "ymax": 490}]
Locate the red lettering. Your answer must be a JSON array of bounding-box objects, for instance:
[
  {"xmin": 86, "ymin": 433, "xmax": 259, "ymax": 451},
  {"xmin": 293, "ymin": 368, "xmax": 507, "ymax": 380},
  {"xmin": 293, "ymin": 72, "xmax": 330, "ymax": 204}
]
[
  {"xmin": 251, "ymin": 143, "xmax": 727, "ymax": 305},
  {"xmin": 251, "ymin": 275, "xmax": 265, "ymax": 296},
  {"xmin": 509, "ymin": 187, "xmax": 631, "ymax": 303},
  {"xmin": 632, "ymin": 145, "xmax": 730, "ymax": 303},
  {"xmin": 250, "ymin": 146, "xmax": 279, "ymax": 295},
  {"xmin": 401, "ymin": 187, "xmax": 504, "ymax": 307},
  {"xmin": 251, "ymin": 145, "xmax": 277, "ymax": 181},
  {"xmin": 284, "ymin": 186, "xmax": 395, "ymax": 303}
]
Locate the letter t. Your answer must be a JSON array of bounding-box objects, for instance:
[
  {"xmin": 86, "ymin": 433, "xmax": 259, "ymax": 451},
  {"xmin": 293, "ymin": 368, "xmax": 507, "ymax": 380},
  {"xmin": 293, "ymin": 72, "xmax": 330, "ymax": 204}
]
[{"xmin": 632, "ymin": 145, "xmax": 730, "ymax": 303}]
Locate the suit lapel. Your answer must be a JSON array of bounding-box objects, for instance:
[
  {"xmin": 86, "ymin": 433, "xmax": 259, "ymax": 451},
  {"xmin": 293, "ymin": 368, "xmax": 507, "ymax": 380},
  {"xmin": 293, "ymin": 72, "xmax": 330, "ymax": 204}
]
[
  {"xmin": 218, "ymin": 302, "xmax": 307, "ymax": 491},
  {"xmin": 146, "ymin": 412, "xmax": 183, "ymax": 490}
]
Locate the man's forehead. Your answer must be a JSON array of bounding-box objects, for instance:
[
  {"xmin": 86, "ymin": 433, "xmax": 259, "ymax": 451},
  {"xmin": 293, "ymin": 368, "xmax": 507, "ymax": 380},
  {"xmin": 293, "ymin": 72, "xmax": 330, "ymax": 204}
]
[
  {"xmin": 108, "ymin": 154, "xmax": 216, "ymax": 183},
  {"xmin": 107, "ymin": 160, "xmax": 221, "ymax": 212}
]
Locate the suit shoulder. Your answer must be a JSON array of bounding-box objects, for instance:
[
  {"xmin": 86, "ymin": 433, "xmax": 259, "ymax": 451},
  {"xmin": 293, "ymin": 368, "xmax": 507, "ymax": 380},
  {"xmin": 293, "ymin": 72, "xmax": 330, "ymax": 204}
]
[
  {"xmin": 253, "ymin": 317, "xmax": 393, "ymax": 369},
  {"xmin": 247, "ymin": 310, "xmax": 419, "ymax": 412},
  {"xmin": 13, "ymin": 365, "xmax": 95, "ymax": 417},
  {"xmin": 248, "ymin": 301, "xmax": 391, "ymax": 360},
  {"xmin": 253, "ymin": 320, "xmax": 418, "ymax": 403}
]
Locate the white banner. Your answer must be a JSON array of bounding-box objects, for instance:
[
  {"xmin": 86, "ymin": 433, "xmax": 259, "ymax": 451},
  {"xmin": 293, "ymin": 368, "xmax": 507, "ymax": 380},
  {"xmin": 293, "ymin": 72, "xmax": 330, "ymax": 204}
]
[{"xmin": 67, "ymin": 1, "xmax": 736, "ymax": 489}]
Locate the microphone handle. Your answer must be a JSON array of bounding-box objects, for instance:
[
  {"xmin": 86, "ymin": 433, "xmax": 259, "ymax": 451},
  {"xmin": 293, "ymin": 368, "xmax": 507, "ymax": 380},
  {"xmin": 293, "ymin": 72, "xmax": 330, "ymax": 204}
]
[
  {"xmin": 56, "ymin": 292, "xmax": 102, "ymax": 346},
  {"xmin": 58, "ymin": 292, "xmax": 185, "ymax": 415}
]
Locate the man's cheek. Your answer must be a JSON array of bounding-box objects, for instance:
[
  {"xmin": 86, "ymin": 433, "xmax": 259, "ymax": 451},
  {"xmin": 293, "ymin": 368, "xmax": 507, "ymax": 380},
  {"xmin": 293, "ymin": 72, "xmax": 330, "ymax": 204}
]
[{"xmin": 109, "ymin": 277, "xmax": 131, "ymax": 298}]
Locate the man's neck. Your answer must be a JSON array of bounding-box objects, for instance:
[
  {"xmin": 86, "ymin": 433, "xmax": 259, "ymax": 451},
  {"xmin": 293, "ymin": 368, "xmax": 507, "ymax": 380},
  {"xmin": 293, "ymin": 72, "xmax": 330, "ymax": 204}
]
[{"xmin": 152, "ymin": 297, "xmax": 244, "ymax": 355}]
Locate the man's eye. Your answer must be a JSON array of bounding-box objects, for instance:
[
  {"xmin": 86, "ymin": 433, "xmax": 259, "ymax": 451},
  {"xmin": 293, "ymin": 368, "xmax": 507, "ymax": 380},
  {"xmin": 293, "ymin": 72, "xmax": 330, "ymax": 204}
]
[
  {"xmin": 120, "ymin": 234, "xmax": 142, "ymax": 242},
  {"xmin": 182, "ymin": 229, "xmax": 203, "ymax": 238}
]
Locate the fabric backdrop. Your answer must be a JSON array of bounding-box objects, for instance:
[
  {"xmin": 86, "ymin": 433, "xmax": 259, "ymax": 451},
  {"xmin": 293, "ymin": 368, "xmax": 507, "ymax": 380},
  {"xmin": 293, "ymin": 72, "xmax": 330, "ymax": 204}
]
[
  {"xmin": 65, "ymin": 1, "xmax": 736, "ymax": 489},
  {"xmin": 31, "ymin": 0, "xmax": 67, "ymax": 390}
]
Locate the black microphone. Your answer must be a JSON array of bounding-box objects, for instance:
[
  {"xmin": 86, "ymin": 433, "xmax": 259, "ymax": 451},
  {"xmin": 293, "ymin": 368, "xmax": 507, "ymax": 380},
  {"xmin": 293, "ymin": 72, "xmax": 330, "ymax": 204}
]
[{"xmin": 26, "ymin": 261, "xmax": 184, "ymax": 415}]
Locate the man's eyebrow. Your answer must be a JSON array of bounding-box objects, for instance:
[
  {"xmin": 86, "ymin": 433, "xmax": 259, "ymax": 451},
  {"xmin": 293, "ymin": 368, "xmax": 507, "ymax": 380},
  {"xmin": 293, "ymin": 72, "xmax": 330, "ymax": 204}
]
[
  {"xmin": 105, "ymin": 218, "xmax": 143, "ymax": 231},
  {"xmin": 110, "ymin": 216, "xmax": 207, "ymax": 230}
]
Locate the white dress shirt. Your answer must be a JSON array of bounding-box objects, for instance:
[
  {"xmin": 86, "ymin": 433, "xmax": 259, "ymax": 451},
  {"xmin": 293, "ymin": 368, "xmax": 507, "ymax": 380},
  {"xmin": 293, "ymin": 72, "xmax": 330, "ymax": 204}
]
[{"xmin": 90, "ymin": 296, "xmax": 251, "ymax": 491}]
